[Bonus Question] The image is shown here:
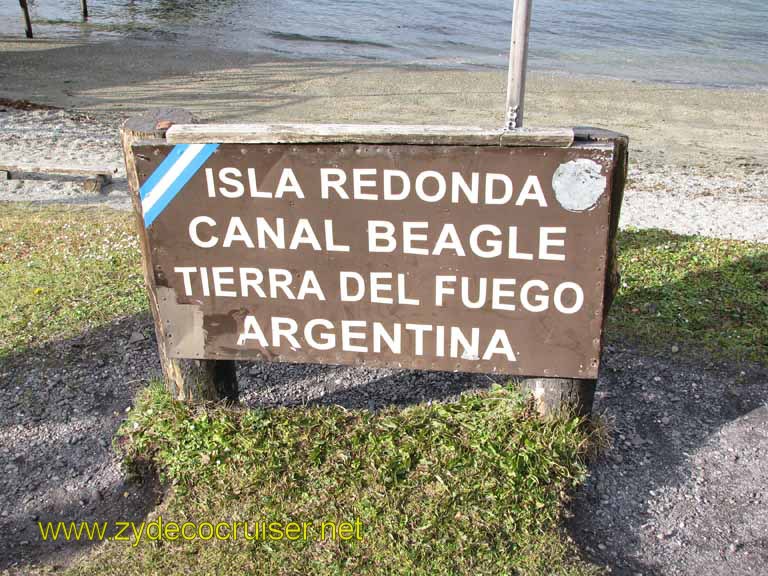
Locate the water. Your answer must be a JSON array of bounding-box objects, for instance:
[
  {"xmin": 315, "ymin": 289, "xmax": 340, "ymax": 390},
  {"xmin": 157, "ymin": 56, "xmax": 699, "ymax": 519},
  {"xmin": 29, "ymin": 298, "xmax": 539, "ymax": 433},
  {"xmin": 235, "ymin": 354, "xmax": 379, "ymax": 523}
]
[{"xmin": 2, "ymin": 0, "xmax": 767, "ymax": 88}]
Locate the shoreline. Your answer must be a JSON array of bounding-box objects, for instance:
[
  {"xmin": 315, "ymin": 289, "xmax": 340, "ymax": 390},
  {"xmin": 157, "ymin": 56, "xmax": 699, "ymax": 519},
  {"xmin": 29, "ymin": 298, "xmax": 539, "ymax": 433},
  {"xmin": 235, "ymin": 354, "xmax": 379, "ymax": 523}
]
[
  {"xmin": 4, "ymin": 34, "xmax": 768, "ymax": 93},
  {"xmin": 2, "ymin": 36, "xmax": 768, "ymax": 174},
  {"xmin": 1, "ymin": 36, "xmax": 768, "ymax": 242}
]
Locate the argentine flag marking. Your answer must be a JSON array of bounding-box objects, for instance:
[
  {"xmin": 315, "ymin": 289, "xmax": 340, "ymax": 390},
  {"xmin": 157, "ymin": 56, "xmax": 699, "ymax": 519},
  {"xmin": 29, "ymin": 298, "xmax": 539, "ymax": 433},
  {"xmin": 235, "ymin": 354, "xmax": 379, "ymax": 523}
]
[{"xmin": 140, "ymin": 143, "xmax": 219, "ymax": 228}]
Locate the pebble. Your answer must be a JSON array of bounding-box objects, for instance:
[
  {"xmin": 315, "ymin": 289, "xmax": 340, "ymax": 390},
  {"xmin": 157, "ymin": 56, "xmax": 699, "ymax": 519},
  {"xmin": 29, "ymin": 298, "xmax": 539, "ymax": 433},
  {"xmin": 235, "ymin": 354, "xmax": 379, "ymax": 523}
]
[{"xmin": 128, "ymin": 331, "xmax": 145, "ymax": 344}]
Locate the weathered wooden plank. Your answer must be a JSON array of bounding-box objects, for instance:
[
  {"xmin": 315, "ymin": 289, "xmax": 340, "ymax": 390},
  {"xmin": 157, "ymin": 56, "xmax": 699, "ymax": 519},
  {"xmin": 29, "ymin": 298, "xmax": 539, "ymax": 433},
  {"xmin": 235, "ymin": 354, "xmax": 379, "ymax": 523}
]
[
  {"xmin": 166, "ymin": 124, "xmax": 575, "ymax": 148},
  {"xmin": 0, "ymin": 164, "xmax": 114, "ymax": 179},
  {"xmin": 0, "ymin": 164, "xmax": 114, "ymax": 193},
  {"xmin": 499, "ymin": 128, "xmax": 574, "ymax": 147},
  {"xmin": 121, "ymin": 109, "xmax": 238, "ymax": 403}
]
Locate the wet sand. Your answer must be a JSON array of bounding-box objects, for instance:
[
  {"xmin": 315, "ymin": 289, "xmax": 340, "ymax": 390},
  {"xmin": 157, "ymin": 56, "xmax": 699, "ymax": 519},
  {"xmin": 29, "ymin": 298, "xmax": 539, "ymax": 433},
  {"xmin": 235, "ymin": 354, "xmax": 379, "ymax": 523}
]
[{"xmin": 2, "ymin": 36, "xmax": 767, "ymax": 174}]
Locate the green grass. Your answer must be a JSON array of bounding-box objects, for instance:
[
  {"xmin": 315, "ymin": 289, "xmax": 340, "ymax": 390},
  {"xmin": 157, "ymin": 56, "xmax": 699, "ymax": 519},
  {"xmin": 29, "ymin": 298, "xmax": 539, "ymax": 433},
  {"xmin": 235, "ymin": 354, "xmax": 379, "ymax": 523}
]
[
  {"xmin": 0, "ymin": 203, "xmax": 146, "ymax": 358},
  {"xmin": 60, "ymin": 382, "xmax": 600, "ymax": 576},
  {"xmin": 609, "ymin": 228, "xmax": 768, "ymax": 362}
]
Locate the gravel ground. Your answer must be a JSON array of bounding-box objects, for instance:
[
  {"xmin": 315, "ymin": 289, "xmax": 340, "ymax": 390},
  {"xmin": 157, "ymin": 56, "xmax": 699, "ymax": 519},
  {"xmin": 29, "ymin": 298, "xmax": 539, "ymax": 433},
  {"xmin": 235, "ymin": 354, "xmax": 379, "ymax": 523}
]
[
  {"xmin": 1, "ymin": 107, "xmax": 767, "ymax": 574},
  {"xmin": 0, "ymin": 315, "xmax": 161, "ymax": 571},
  {"xmin": 2, "ymin": 315, "xmax": 766, "ymax": 575},
  {"xmin": 572, "ymin": 344, "xmax": 768, "ymax": 576}
]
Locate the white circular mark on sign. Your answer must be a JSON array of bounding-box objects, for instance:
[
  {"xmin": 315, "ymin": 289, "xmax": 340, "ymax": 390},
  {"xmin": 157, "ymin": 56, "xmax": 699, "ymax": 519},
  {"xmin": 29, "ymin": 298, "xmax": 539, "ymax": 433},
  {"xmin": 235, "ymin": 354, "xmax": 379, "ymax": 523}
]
[{"xmin": 552, "ymin": 159, "xmax": 606, "ymax": 212}]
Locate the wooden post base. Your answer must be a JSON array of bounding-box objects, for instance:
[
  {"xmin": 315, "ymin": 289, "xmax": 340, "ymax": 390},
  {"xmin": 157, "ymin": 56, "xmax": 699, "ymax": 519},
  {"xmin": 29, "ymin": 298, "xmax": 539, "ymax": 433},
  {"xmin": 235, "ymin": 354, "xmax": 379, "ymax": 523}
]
[
  {"xmin": 121, "ymin": 108, "xmax": 238, "ymax": 403},
  {"xmin": 168, "ymin": 358, "xmax": 239, "ymax": 402},
  {"xmin": 520, "ymin": 377, "xmax": 596, "ymax": 418},
  {"xmin": 19, "ymin": 0, "xmax": 33, "ymax": 39}
]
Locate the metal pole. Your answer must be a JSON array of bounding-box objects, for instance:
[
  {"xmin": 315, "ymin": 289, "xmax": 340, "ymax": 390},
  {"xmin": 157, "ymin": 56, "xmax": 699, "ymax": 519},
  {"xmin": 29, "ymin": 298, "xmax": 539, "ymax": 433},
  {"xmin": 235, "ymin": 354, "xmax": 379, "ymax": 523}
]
[
  {"xmin": 505, "ymin": 0, "xmax": 533, "ymax": 130},
  {"xmin": 81, "ymin": 0, "xmax": 89, "ymax": 20},
  {"xmin": 19, "ymin": 0, "xmax": 33, "ymax": 38}
]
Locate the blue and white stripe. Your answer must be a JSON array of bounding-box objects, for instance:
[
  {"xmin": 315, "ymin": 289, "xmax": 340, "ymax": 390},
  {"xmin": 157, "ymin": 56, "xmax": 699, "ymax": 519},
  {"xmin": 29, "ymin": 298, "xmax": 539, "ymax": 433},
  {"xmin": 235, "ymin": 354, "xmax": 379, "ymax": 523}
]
[{"xmin": 140, "ymin": 143, "xmax": 219, "ymax": 228}]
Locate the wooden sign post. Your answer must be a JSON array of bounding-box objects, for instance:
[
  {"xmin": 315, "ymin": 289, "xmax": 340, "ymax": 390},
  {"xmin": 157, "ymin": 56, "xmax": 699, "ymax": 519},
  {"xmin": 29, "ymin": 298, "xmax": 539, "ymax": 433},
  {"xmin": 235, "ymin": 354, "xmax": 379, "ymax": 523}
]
[
  {"xmin": 506, "ymin": 0, "xmax": 533, "ymax": 129},
  {"xmin": 121, "ymin": 110, "xmax": 239, "ymax": 402},
  {"xmin": 19, "ymin": 0, "xmax": 33, "ymax": 39},
  {"xmin": 121, "ymin": 112, "xmax": 627, "ymax": 413},
  {"xmin": 120, "ymin": 1, "xmax": 627, "ymax": 415}
]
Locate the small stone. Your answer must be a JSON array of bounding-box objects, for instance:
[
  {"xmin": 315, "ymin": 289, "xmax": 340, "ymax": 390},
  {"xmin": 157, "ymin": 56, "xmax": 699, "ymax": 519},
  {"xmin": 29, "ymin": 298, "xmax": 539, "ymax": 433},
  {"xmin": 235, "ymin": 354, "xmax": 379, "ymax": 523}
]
[
  {"xmin": 128, "ymin": 331, "xmax": 145, "ymax": 344},
  {"xmin": 597, "ymin": 543, "xmax": 607, "ymax": 551},
  {"xmin": 671, "ymin": 345, "xmax": 680, "ymax": 353},
  {"xmin": 653, "ymin": 376, "xmax": 662, "ymax": 382},
  {"xmin": 661, "ymin": 417, "xmax": 671, "ymax": 425}
]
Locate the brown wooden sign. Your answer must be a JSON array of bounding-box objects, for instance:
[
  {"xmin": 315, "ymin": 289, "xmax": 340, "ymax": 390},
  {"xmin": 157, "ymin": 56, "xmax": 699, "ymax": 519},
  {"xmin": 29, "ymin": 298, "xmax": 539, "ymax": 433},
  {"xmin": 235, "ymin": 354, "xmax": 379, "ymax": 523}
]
[{"xmin": 129, "ymin": 125, "xmax": 625, "ymax": 379}]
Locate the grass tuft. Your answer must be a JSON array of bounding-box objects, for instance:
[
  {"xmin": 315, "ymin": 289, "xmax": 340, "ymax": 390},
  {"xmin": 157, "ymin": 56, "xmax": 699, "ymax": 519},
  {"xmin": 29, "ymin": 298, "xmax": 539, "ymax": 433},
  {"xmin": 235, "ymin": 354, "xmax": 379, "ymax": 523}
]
[{"xmin": 65, "ymin": 382, "xmax": 601, "ymax": 576}]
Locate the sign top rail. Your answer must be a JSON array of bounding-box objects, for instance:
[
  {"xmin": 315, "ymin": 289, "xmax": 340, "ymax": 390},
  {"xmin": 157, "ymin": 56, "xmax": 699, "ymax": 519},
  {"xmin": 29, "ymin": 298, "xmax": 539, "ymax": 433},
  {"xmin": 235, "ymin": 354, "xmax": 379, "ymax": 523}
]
[{"xmin": 166, "ymin": 124, "xmax": 576, "ymax": 148}]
